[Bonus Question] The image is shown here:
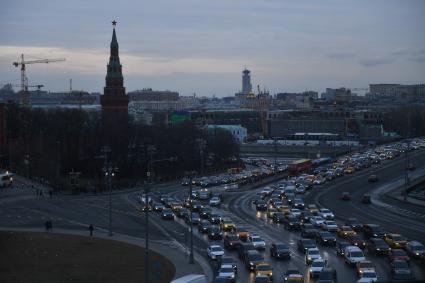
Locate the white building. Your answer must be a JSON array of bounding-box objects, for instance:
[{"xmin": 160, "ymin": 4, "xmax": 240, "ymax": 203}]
[{"xmin": 207, "ymin": 125, "xmax": 247, "ymax": 143}]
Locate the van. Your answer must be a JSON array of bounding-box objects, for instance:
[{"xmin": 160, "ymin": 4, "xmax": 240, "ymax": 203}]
[
  {"xmin": 170, "ymin": 274, "xmax": 207, "ymax": 283},
  {"xmin": 344, "ymin": 246, "xmax": 365, "ymax": 266}
]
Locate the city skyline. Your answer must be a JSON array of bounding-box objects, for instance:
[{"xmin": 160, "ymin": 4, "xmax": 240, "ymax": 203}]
[{"xmin": 1, "ymin": 0, "xmax": 424, "ymax": 96}]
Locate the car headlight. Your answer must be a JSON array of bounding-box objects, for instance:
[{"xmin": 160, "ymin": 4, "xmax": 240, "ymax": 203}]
[
  {"xmin": 376, "ymin": 248, "xmax": 380, "ymax": 251},
  {"xmin": 250, "ymin": 262, "xmax": 254, "ymax": 266},
  {"xmin": 416, "ymin": 252, "xmax": 419, "ymax": 256},
  {"xmin": 230, "ymin": 274, "xmax": 235, "ymax": 278},
  {"xmin": 308, "ymin": 257, "xmax": 312, "ymax": 260}
]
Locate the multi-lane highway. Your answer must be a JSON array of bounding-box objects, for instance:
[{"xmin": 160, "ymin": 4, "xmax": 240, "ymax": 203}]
[{"xmin": 148, "ymin": 148, "xmax": 425, "ymax": 283}]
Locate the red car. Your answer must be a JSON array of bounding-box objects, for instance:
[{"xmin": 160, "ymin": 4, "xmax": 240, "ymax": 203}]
[
  {"xmin": 339, "ymin": 192, "xmax": 352, "ymax": 201},
  {"xmin": 349, "ymin": 234, "xmax": 367, "ymax": 249},
  {"xmin": 389, "ymin": 249, "xmax": 410, "ymax": 262}
]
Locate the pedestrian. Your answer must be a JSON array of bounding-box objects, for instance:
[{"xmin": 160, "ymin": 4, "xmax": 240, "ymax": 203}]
[
  {"xmin": 48, "ymin": 190, "xmax": 52, "ymax": 199},
  {"xmin": 44, "ymin": 220, "xmax": 49, "ymax": 232},
  {"xmin": 40, "ymin": 190, "xmax": 44, "ymax": 198},
  {"xmin": 48, "ymin": 219, "xmax": 53, "ymax": 232},
  {"xmin": 89, "ymin": 224, "xmax": 94, "ymax": 236}
]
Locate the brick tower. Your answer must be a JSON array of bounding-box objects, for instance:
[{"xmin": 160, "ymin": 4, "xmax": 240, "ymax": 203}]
[{"xmin": 100, "ymin": 20, "xmax": 129, "ymax": 127}]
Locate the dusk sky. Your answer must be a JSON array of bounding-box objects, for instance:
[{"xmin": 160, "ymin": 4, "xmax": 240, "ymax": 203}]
[{"xmin": 1, "ymin": 0, "xmax": 424, "ymax": 97}]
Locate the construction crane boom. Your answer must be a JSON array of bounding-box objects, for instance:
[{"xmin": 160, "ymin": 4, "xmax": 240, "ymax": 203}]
[{"xmin": 12, "ymin": 53, "xmax": 65, "ymax": 106}]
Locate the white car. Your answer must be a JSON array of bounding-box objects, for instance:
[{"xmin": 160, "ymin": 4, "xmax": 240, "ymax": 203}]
[
  {"xmin": 249, "ymin": 235, "xmax": 266, "ymax": 250},
  {"xmin": 218, "ymin": 264, "xmax": 236, "ymax": 282},
  {"xmin": 309, "ymin": 258, "xmax": 327, "ymax": 278},
  {"xmin": 344, "ymin": 246, "xmax": 365, "ymax": 266},
  {"xmin": 305, "ymin": 248, "xmax": 322, "ymax": 264},
  {"xmin": 319, "ymin": 208, "xmax": 335, "ymax": 220},
  {"xmin": 356, "ymin": 271, "xmax": 378, "ymax": 283},
  {"xmin": 207, "ymin": 245, "xmax": 224, "ymax": 260},
  {"xmin": 209, "ymin": 197, "xmax": 221, "ymax": 206},
  {"xmin": 261, "ymin": 187, "xmax": 273, "ymax": 196},
  {"xmin": 310, "ymin": 216, "xmax": 325, "ymax": 227},
  {"xmin": 321, "ymin": 220, "xmax": 338, "ymax": 232}
]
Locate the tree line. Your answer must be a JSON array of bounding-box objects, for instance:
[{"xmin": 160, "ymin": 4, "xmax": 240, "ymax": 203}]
[{"xmin": 4, "ymin": 102, "xmax": 239, "ymax": 191}]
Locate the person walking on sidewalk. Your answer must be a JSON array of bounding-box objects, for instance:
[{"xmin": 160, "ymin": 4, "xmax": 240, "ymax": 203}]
[{"xmin": 89, "ymin": 224, "xmax": 94, "ymax": 236}]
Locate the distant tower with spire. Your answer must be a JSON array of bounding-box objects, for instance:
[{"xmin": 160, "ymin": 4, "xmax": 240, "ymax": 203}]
[{"xmin": 100, "ymin": 20, "xmax": 129, "ymax": 125}]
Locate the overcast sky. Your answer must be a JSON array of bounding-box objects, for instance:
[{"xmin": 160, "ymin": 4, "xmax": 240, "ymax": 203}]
[{"xmin": 1, "ymin": 0, "xmax": 424, "ymax": 97}]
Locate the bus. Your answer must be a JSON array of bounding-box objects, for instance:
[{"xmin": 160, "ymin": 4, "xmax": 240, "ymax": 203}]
[
  {"xmin": 288, "ymin": 159, "xmax": 312, "ymax": 175},
  {"xmin": 0, "ymin": 171, "xmax": 14, "ymax": 187}
]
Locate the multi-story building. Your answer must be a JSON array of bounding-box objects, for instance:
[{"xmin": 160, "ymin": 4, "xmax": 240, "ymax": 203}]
[
  {"xmin": 206, "ymin": 125, "xmax": 247, "ymax": 143},
  {"xmin": 369, "ymin": 84, "xmax": 425, "ymax": 98},
  {"xmin": 0, "ymin": 102, "xmax": 6, "ymax": 165}
]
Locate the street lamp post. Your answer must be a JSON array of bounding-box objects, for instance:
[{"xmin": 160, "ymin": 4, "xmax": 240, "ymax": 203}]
[
  {"xmin": 144, "ymin": 145, "xmax": 177, "ymax": 283},
  {"xmin": 101, "ymin": 146, "xmax": 117, "ymax": 237},
  {"xmin": 186, "ymin": 171, "xmax": 196, "ymax": 264}
]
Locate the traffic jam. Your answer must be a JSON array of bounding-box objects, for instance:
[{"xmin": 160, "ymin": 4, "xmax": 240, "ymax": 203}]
[{"xmin": 137, "ymin": 138, "xmax": 425, "ymax": 283}]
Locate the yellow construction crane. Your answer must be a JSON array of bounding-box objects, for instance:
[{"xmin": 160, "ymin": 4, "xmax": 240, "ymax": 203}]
[{"xmin": 13, "ymin": 54, "xmax": 65, "ymax": 106}]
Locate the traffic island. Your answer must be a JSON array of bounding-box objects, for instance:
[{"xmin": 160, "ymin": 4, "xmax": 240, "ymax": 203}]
[{"xmin": 0, "ymin": 231, "xmax": 175, "ymax": 283}]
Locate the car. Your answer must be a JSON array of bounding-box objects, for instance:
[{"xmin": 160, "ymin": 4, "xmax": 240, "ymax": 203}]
[
  {"xmin": 321, "ymin": 220, "xmax": 338, "ymax": 232},
  {"xmin": 295, "ymin": 186, "xmax": 306, "ymax": 194},
  {"xmin": 283, "ymin": 269, "xmax": 302, "ymax": 282},
  {"xmin": 344, "ymin": 246, "xmax": 366, "ymax": 266},
  {"xmin": 301, "ymin": 224, "xmax": 318, "ymax": 239},
  {"xmin": 198, "ymin": 220, "xmax": 211, "ymax": 233},
  {"xmin": 316, "ymin": 231, "xmax": 337, "ymax": 245},
  {"xmin": 260, "ymin": 187, "xmax": 273, "ymax": 197},
  {"xmin": 346, "ymin": 218, "xmax": 363, "ymax": 232},
  {"xmin": 310, "ymin": 216, "xmax": 325, "ymax": 227},
  {"xmin": 348, "ymin": 234, "xmax": 367, "ymax": 249},
  {"xmin": 171, "ymin": 202, "xmax": 183, "ymax": 213},
  {"xmin": 266, "ymin": 207, "xmax": 278, "ymax": 218},
  {"xmin": 249, "ymin": 235, "xmax": 266, "ymax": 250},
  {"xmin": 368, "ymin": 238, "xmax": 391, "ymax": 255},
  {"xmin": 224, "ymin": 234, "xmax": 241, "ymax": 250},
  {"xmin": 361, "ymin": 194, "xmax": 371, "ymax": 204},
  {"xmin": 337, "ymin": 226, "xmax": 356, "ymax": 238},
  {"xmin": 153, "ymin": 202, "xmax": 164, "ymax": 211},
  {"xmin": 237, "ymin": 242, "xmax": 256, "ymax": 260},
  {"xmin": 319, "ymin": 208, "xmax": 334, "ymax": 220},
  {"xmin": 279, "ymin": 205, "xmax": 291, "ymax": 215},
  {"xmin": 300, "ymin": 211, "xmax": 313, "ymax": 223},
  {"xmin": 363, "ymin": 224, "xmax": 385, "ymax": 238},
  {"xmin": 356, "ymin": 260, "xmax": 375, "ymax": 277},
  {"xmin": 272, "ymin": 212, "xmax": 286, "ymax": 223},
  {"xmin": 208, "ymin": 225, "xmax": 223, "ymax": 240},
  {"xmin": 298, "ymin": 238, "xmax": 316, "ymax": 253},
  {"xmin": 255, "ymin": 200, "xmax": 268, "ymax": 211},
  {"xmin": 307, "ymin": 204, "xmax": 319, "ymax": 214},
  {"xmin": 405, "ymin": 240, "xmax": 425, "ymax": 258},
  {"xmin": 218, "ymin": 264, "xmax": 236, "ymax": 282},
  {"xmin": 309, "ymin": 259, "xmax": 327, "ymax": 278},
  {"xmin": 390, "ymin": 260, "xmax": 414, "ymax": 281},
  {"xmin": 176, "ymin": 207, "xmax": 190, "ymax": 218},
  {"xmin": 388, "ymin": 249, "xmax": 410, "ymax": 262},
  {"xmin": 384, "ymin": 233, "xmax": 408, "ymax": 249},
  {"xmin": 209, "ymin": 213, "xmax": 222, "ymax": 224},
  {"xmin": 293, "ymin": 198, "xmax": 305, "ymax": 209},
  {"xmin": 244, "ymin": 250, "xmax": 264, "ymax": 271},
  {"xmin": 210, "ymin": 196, "xmax": 221, "ymax": 206},
  {"xmin": 336, "ymin": 241, "xmax": 351, "ymax": 256},
  {"xmin": 289, "ymin": 208, "xmax": 302, "ymax": 218},
  {"xmin": 235, "ymin": 228, "xmax": 250, "ymax": 242},
  {"xmin": 199, "ymin": 207, "xmax": 212, "ymax": 219},
  {"xmin": 339, "ymin": 192, "xmax": 352, "ymax": 200},
  {"xmin": 207, "ymin": 245, "xmax": 224, "ymax": 260},
  {"xmin": 270, "ymin": 243, "xmax": 291, "ymax": 259},
  {"xmin": 220, "ymin": 218, "xmax": 236, "ymax": 231},
  {"xmin": 218, "ymin": 256, "xmax": 238, "ymax": 273},
  {"xmin": 284, "ymin": 216, "xmax": 301, "ymax": 230},
  {"xmin": 356, "ymin": 271, "xmax": 378, "ymax": 283},
  {"xmin": 368, "ymin": 175, "xmax": 378, "ymax": 182},
  {"xmin": 184, "ymin": 212, "xmax": 201, "ymax": 225},
  {"xmin": 161, "ymin": 208, "xmax": 174, "ymax": 220},
  {"xmin": 318, "ymin": 268, "xmax": 337, "ymax": 283},
  {"xmin": 305, "ymin": 247, "xmax": 322, "ymax": 264},
  {"xmin": 254, "ymin": 275, "xmax": 272, "ymax": 283},
  {"xmin": 255, "ymin": 262, "xmax": 273, "ymax": 280}
]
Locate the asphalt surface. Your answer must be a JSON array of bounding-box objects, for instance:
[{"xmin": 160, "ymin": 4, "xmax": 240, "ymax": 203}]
[{"xmin": 1, "ymin": 149, "xmax": 424, "ymax": 283}]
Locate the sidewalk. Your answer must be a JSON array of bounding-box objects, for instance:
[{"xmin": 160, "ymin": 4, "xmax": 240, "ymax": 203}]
[{"xmin": 0, "ymin": 226, "xmax": 207, "ymax": 281}]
